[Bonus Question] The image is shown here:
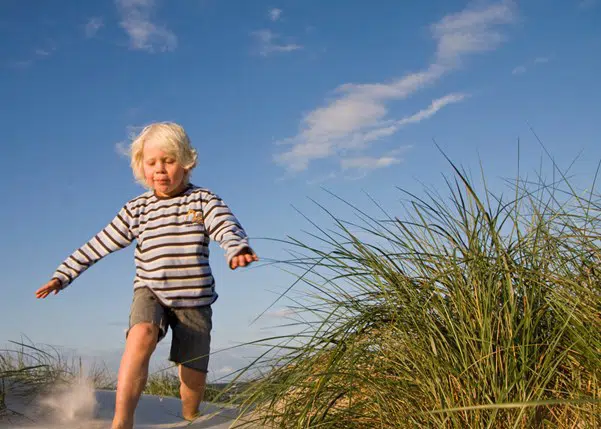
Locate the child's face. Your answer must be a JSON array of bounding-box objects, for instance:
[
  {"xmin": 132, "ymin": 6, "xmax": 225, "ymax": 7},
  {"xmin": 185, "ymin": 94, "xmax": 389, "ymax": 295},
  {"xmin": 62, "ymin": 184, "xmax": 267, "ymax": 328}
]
[{"xmin": 142, "ymin": 140, "xmax": 187, "ymax": 197}]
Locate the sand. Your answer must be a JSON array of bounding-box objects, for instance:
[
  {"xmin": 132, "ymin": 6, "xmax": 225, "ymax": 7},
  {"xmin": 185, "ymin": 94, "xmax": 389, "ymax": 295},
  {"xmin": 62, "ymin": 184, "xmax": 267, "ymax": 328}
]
[{"xmin": 0, "ymin": 379, "xmax": 260, "ymax": 428}]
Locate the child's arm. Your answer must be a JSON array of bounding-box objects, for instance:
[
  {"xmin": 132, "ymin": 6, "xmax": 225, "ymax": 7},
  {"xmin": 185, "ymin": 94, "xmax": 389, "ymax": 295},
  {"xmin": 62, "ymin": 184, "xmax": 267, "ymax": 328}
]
[
  {"xmin": 203, "ymin": 190, "xmax": 258, "ymax": 269},
  {"xmin": 36, "ymin": 205, "xmax": 136, "ymax": 298}
]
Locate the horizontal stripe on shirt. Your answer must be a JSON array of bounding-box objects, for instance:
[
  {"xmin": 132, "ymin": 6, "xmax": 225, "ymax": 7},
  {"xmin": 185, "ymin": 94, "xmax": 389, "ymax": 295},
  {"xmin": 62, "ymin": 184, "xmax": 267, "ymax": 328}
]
[{"xmin": 51, "ymin": 184, "xmax": 251, "ymax": 308}]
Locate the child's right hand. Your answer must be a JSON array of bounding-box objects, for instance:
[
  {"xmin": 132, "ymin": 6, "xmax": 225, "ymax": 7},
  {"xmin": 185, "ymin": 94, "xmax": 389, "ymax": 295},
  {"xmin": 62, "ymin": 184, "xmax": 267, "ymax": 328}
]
[{"xmin": 35, "ymin": 278, "xmax": 63, "ymax": 299}]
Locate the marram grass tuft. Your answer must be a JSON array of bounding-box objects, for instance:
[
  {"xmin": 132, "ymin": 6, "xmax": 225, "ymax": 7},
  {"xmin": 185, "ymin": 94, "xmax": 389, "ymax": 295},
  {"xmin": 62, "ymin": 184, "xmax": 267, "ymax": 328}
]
[{"xmin": 233, "ymin": 158, "xmax": 601, "ymax": 428}]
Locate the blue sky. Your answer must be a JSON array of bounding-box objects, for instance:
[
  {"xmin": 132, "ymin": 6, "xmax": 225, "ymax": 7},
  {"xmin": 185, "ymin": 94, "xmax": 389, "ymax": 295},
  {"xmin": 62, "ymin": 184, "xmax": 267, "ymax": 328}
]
[{"xmin": 1, "ymin": 0, "xmax": 600, "ymax": 381}]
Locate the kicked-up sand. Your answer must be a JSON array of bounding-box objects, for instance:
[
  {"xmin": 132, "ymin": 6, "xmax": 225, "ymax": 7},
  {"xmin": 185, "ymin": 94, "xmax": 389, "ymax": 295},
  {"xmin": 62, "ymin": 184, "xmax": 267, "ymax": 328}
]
[{"xmin": 1, "ymin": 378, "xmax": 261, "ymax": 428}]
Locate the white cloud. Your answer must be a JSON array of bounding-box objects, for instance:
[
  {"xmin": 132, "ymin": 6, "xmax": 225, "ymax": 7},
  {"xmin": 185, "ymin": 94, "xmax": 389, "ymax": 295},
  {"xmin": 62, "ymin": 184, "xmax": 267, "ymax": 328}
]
[
  {"xmin": 511, "ymin": 55, "xmax": 551, "ymax": 76},
  {"xmin": 431, "ymin": 2, "xmax": 514, "ymax": 67},
  {"xmin": 115, "ymin": 141, "xmax": 130, "ymax": 158},
  {"xmin": 398, "ymin": 93, "xmax": 467, "ymax": 125},
  {"xmin": 512, "ymin": 65, "xmax": 526, "ymax": 75},
  {"xmin": 34, "ymin": 41, "xmax": 57, "ymax": 58},
  {"xmin": 9, "ymin": 41, "xmax": 57, "ymax": 68},
  {"xmin": 306, "ymin": 171, "xmax": 337, "ymax": 185},
  {"xmin": 115, "ymin": 125, "xmax": 144, "ymax": 157},
  {"xmin": 274, "ymin": 94, "xmax": 465, "ymax": 173},
  {"xmin": 273, "ymin": 1, "xmax": 516, "ymax": 174},
  {"xmin": 265, "ymin": 308, "xmax": 297, "ymax": 319},
  {"xmin": 340, "ymin": 146, "xmax": 411, "ymax": 174},
  {"xmin": 268, "ymin": 8, "xmax": 283, "ymax": 21},
  {"xmin": 35, "ymin": 49, "xmax": 52, "ymax": 57},
  {"xmin": 85, "ymin": 17, "xmax": 104, "ymax": 38},
  {"xmin": 115, "ymin": 0, "xmax": 177, "ymax": 53},
  {"xmin": 8, "ymin": 59, "xmax": 33, "ymax": 69},
  {"xmin": 251, "ymin": 29, "xmax": 302, "ymax": 56},
  {"xmin": 213, "ymin": 366, "xmax": 235, "ymax": 376},
  {"xmin": 341, "ymin": 155, "xmax": 401, "ymax": 171}
]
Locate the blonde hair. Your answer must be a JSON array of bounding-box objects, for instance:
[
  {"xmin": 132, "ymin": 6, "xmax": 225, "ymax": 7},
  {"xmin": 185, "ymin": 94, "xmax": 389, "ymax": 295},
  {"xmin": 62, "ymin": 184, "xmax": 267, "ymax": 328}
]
[{"xmin": 129, "ymin": 122, "xmax": 198, "ymax": 188}]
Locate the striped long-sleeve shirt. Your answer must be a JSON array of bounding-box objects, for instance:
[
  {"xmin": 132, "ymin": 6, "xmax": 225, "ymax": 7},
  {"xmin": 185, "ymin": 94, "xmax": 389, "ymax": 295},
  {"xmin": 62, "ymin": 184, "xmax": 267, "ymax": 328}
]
[{"xmin": 51, "ymin": 184, "xmax": 251, "ymax": 308}]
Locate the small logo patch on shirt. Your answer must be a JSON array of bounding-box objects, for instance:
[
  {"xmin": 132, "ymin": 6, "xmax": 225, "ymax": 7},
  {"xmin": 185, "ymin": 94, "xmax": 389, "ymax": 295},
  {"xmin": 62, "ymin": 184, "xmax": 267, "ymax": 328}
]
[{"xmin": 187, "ymin": 209, "xmax": 204, "ymax": 225}]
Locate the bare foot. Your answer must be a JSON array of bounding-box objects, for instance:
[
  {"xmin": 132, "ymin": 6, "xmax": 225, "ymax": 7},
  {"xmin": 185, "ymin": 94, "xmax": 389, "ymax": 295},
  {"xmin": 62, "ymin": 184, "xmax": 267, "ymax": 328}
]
[
  {"xmin": 183, "ymin": 411, "xmax": 201, "ymax": 422},
  {"xmin": 111, "ymin": 418, "xmax": 133, "ymax": 429}
]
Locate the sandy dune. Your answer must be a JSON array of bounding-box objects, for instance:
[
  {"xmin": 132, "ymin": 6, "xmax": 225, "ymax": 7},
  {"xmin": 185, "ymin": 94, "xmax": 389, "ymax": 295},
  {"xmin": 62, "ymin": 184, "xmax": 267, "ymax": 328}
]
[{"xmin": 1, "ymin": 380, "xmax": 260, "ymax": 428}]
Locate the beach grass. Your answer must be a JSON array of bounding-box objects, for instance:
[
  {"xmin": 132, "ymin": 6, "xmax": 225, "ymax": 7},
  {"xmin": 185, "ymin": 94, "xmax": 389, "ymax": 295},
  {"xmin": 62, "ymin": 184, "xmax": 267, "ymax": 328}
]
[
  {"xmin": 0, "ymin": 341, "xmax": 240, "ymax": 417},
  {"xmin": 143, "ymin": 366, "xmax": 223, "ymax": 402},
  {"xmin": 233, "ymin": 153, "xmax": 601, "ymax": 428},
  {"xmin": 0, "ymin": 340, "xmax": 113, "ymax": 417}
]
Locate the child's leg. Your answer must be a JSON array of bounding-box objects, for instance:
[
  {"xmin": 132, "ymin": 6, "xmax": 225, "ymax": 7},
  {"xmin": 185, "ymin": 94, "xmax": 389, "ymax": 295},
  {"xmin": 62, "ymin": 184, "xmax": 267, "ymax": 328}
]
[
  {"xmin": 169, "ymin": 304, "xmax": 212, "ymax": 420},
  {"xmin": 112, "ymin": 323, "xmax": 159, "ymax": 429},
  {"xmin": 179, "ymin": 364, "xmax": 207, "ymax": 420},
  {"xmin": 113, "ymin": 287, "xmax": 168, "ymax": 429}
]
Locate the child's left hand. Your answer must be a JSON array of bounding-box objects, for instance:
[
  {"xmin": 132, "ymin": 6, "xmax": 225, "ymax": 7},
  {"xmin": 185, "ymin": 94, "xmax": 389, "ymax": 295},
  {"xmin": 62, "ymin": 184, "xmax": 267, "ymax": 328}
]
[{"xmin": 230, "ymin": 247, "xmax": 259, "ymax": 269}]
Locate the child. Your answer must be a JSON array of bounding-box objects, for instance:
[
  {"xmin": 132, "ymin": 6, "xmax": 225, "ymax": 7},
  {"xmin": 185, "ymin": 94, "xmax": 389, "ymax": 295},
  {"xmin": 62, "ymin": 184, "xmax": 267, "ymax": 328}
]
[{"xmin": 35, "ymin": 122, "xmax": 258, "ymax": 429}]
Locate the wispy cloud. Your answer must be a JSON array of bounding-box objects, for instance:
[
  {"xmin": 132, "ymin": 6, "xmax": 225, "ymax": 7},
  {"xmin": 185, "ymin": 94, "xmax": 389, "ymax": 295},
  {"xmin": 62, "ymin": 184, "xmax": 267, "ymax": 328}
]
[
  {"xmin": 115, "ymin": 124, "xmax": 145, "ymax": 157},
  {"xmin": 8, "ymin": 60, "xmax": 34, "ymax": 69},
  {"xmin": 251, "ymin": 29, "xmax": 302, "ymax": 56},
  {"xmin": 431, "ymin": 2, "xmax": 514, "ymax": 67},
  {"xmin": 274, "ymin": 1, "xmax": 515, "ymax": 174},
  {"xmin": 34, "ymin": 48, "xmax": 52, "ymax": 57},
  {"xmin": 213, "ymin": 366, "xmax": 235, "ymax": 376},
  {"xmin": 341, "ymin": 155, "xmax": 402, "ymax": 171},
  {"xmin": 268, "ymin": 8, "xmax": 283, "ymax": 22},
  {"xmin": 512, "ymin": 65, "xmax": 526, "ymax": 75},
  {"xmin": 511, "ymin": 55, "xmax": 552, "ymax": 76},
  {"xmin": 115, "ymin": 0, "xmax": 177, "ymax": 53},
  {"xmin": 115, "ymin": 141, "xmax": 130, "ymax": 158},
  {"xmin": 339, "ymin": 146, "xmax": 412, "ymax": 179},
  {"xmin": 265, "ymin": 308, "xmax": 298, "ymax": 319},
  {"xmin": 306, "ymin": 171, "xmax": 337, "ymax": 185},
  {"xmin": 430, "ymin": 1, "xmax": 515, "ymax": 67},
  {"xmin": 84, "ymin": 17, "xmax": 104, "ymax": 38},
  {"xmin": 8, "ymin": 40, "xmax": 57, "ymax": 69}
]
